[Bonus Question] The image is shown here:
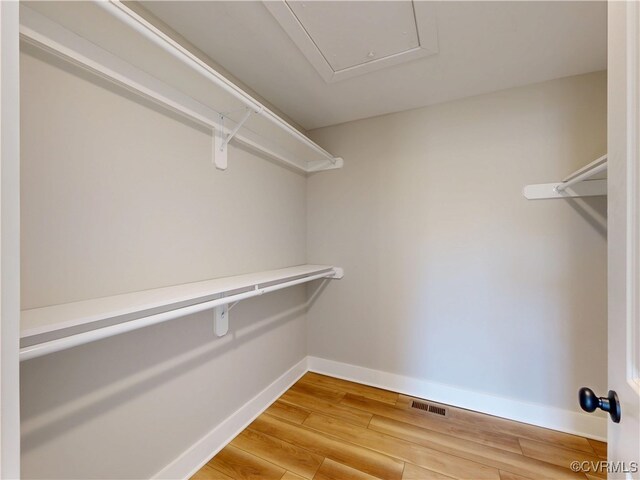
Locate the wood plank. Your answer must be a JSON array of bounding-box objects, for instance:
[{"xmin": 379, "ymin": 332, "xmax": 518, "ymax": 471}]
[
  {"xmin": 254, "ymin": 413, "xmax": 404, "ymax": 480},
  {"xmin": 587, "ymin": 439, "xmax": 607, "ymax": 459},
  {"xmin": 519, "ymin": 439, "xmax": 606, "ymax": 478},
  {"xmin": 313, "ymin": 458, "xmax": 379, "ymax": 480},
  {"xmin": 191, "ymin": 464, "xmax": 234, "ymax": 480},
  {"xmin": 280, "ymin": 389, "xmax": 372, "ymax": 427},
  {"xmin": 282, "ymin": 472, "xmax": 307, "ymax": 480},
  {"xmin": 264, "ymin": 400, "xmax": 310, "ymax": 425},
  {"xmin": 290, "ymin": 381, "xmax": 345, "ymax": 404},
  {"xmin": 303, "ymin": 412, "xmax": 500, "ymax": 480},
  {"xmin": 499, "ymin": 471, "xmax": 532, "ymax": 480},
  {"xmin": 232, "ymin": 428, "xmax": 323, "ymax": 479},
  {"xmin": 369, "ymin": 414, "xmax": 585, "ymax": 480},
  {"xmin": 208, "ymin": 445, "xmax": 285, "ymax": 480},
  {"xmin": 397, "ymin": 394, "xmax": 596, "ymax": 455},
  {"xmin": 302, "ymin": 372, "xmax": 398, "ymax": 404},
  {"xmin": 341, "ymin": 394, "xmax": 522, "ymax": 454},
  {"xmin": 402, "ymin": 463, "xmax": 456, "ymax": 479}
]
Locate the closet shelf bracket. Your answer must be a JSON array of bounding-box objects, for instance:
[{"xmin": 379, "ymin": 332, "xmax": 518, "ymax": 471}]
[
  {"xmin": 212, "ymin": 268, "xmax": 343, "ymax": 337},
  {"xmin": 214, "ymin": 107, "xmax": 262, "ymax": 170},
  {"xmin": 213, "ymin": 304, "xmax": 229, "ymax": 336}
]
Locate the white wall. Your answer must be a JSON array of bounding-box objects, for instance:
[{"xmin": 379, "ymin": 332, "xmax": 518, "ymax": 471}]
[
  {"xmin": 307, "ymin": 72, "xmax": 607, "ymax": 415},
  {"xmin": 20, "ymin": 43, "xmax": 307, "ymax": 478}
]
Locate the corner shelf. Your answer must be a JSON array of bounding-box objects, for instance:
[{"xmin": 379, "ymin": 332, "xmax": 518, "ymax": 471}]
[
  {"xmin": 20, "ymin": 2, "xmax": 343, "ymax": 173},
  {"xmin": 21, "ymin": 265, "xmax": 343, "ymax": 361}
]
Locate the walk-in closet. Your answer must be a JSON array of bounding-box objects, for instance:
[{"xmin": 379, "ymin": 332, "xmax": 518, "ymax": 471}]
[{"xmin": 0, "ymin": 1, "xmax": 638, "ymax": 479}]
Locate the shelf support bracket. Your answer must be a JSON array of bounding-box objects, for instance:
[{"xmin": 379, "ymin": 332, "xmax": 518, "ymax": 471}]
[
  {"xmin": 213, "ymin": 303, "xmax": 229, "ymax": 337},
  {"xmin": 212, "ymin": 285, "xmax": 261, "ymax": 336},
  {"xmin": 213, "ymin": 115, "xmax": 227, "ymax": 170},
  {"xmin": 214, "ymin": 107, "xmax": 260, "ymax": 170},
  {"xmin": 211, "ymin": 271, "xmax": 342, "ymax": 337}
]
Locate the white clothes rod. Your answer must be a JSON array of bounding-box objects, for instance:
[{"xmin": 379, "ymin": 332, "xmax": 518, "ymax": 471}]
[
  {"xmin": 20, "ymin": 267, "xmax": 343, "ymax": 361},
  {"xmin": 20, "ymin": 4, "xmax": 343, "ymax": 173},
  {"xmin": 555, "ymin": 161, "xmax": 608, "ymax": 192}
]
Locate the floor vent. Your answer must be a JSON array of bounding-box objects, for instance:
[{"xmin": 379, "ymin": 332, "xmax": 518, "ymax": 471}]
[{"xmin": 411, "ymin": 400, "xmax": 448, "ymax": 417}]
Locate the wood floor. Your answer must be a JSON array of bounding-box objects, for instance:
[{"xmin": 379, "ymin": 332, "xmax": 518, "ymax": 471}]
[{"xmin": 191, "ymin": 373, "xmax": 607, "ymax": 480}]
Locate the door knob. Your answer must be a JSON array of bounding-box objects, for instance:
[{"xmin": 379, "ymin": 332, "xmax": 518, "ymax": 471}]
[{"xmin": 579, "ymin": 387, "xmax": 621, "ymax": 423}]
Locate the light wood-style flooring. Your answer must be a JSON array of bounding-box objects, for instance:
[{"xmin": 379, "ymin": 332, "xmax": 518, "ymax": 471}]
[{"xmin": 192, "ymin": 372, "xmax": 606, "ymax": 480}]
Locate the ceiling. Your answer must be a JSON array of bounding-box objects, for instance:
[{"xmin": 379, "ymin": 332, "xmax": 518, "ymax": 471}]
[
  {"xmin": 139, "ymin": 1, "xmax": 607, "ymax": 131},
  {"xmin": 262, "ymin": 1, "xmax": 439, "ymax": 83}
]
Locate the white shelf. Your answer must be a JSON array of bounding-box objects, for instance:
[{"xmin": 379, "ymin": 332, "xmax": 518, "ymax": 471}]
[
  {"xmin": 523, "ymin": 154, "xmax": 608, "ymax": 200},
  {"xmin": 21, "ymin": 265, "xmax": 341, "ymax": 354},
  {"xmin": 20, "ymin": 2, "xmax": 343, "ymax": 173}
]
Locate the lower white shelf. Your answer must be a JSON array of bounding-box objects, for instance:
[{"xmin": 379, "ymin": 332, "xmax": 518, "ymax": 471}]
[{"xmin": 20, "ymin": 264, "xmax": 343, "ymax": 361}]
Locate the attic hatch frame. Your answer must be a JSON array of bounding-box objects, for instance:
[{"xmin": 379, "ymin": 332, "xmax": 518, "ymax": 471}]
[
  {"xmin": 20, "ymin": 1, "xmax": 344, "ymax": 174},
  {"xmin": 263, "ymin": 0, "xmax": 439, "ymax": 84}
]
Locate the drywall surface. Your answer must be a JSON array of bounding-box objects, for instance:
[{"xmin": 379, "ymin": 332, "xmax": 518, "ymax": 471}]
[
  {"xmin": 20, "ymin": 44, "xmax": 307, "ymax": 478},
  {"xmin": 307, "ymin": 72, "xmax": 607, "ymax": 415}
]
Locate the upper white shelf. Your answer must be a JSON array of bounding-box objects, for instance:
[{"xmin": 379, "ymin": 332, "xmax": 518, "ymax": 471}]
[
  {"xmin": 523, "ymin": 154, "xmax": 608, "ymax": 200},
  {"xmin": 21, "ymin": 264, "xmax": 343, "ymax": 360},
  {"xmin": 20, "ymin": 2, "xmax": 343, "ymax": 174}
]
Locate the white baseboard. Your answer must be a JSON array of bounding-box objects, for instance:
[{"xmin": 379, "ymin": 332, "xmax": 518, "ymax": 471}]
[
  {"xmin": 307, "ymin": 356, "xmax": 607, "ymax": 442},
  {"xmin": 153, "ymin": 357, "xmax": 308, "ymax": 480}
]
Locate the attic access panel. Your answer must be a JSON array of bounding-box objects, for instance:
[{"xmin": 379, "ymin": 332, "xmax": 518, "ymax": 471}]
[{"xmin": 264, "ymin": 1, "xmax": 438, "ymax": 83}]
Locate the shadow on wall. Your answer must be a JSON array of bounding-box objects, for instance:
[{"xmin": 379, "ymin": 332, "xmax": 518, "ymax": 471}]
[
  {"xmin": 566, "ymin": 196, "xmax": 607, "ymax": 238},
  {"xmin": 20, "ymin": 286, "xmax": 311, "ymax": 454}
]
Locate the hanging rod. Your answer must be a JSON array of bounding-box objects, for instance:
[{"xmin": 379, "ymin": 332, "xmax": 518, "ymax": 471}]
[
  {"xmin": 20, "ymin": 267, "xmax": 343, "ymax": 361},
  {"xmin": 555, "ymin": 161, "xmax": 608, "ymax": 192},
  {"xmin": 96, "ymin": 1, "xmax": 342, "ymax": 170}
]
